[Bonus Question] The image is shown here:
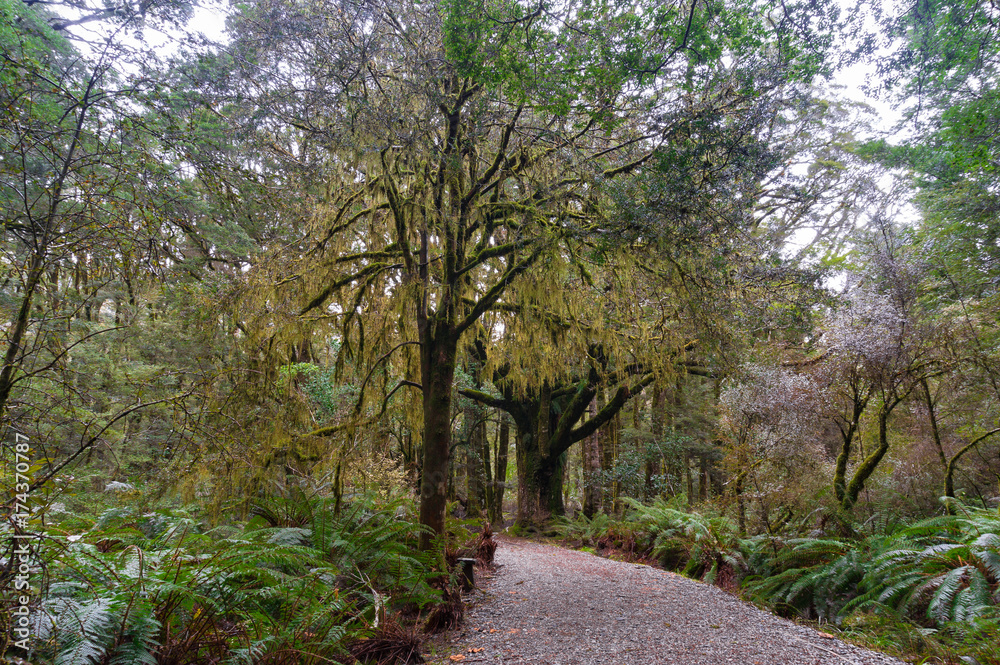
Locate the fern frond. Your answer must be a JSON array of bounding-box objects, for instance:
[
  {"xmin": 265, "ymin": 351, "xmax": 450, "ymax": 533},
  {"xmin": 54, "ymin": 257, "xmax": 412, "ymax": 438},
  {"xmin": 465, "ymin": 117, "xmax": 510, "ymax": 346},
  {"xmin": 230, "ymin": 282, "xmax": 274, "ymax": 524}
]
[
  {"xmin": 950, "ymin": 569, "xmax": 992, "ymax": 622},
  {"xmin": 919, "ymin": 543, "xmax": 964, "ymax": 561},
  {"xmin": 53, "ymin": 597, "xmax": 118, "ymax": 665},
  {"xmin": 972, "ymin": 533, "xmax": 1000, "ymax": 549},
  {"xmin": 928, "ymin": 565, "xmax": 972, "ymax": 623},
  {"xmin": 107, "ymin": 602, "xmax": 159, "ymax": 665},
  {"xmin": 976, "ymin": 549, "xmax": 1000, "ymax": 582}
]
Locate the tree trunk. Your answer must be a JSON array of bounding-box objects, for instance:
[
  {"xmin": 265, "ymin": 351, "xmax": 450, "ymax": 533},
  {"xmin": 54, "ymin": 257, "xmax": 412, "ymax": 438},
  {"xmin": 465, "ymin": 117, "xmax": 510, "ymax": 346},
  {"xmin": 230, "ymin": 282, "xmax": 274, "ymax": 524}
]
[
  {"xmin": 646, "ymin": 385, "xmax": 664, "ymax": 500},
  {"xmin": 514, "ymin": 408, "xmax": 564, "ymax": 525},
  {"xmin": 0, "ymin": 255, "xmax": 44, "ymax": 419},
  {"xmin": 944, "ymin": 428, "xmax": 1000, "ymax": 512},
  {"xmin": 513, "ymin": 385, "xmax": 552, "ymax": 525},
  {"xmin": 418, "ymin": 331, "xmax": 458, "ymax": 551},
  {"xmin": 685, "ymin": 452, "xmax": 694, "ymax": 507},
  {"xmin": 921, "ymin": 378, "xmax": 947, "ymax": 470},
  {"xmin": 833, "ymin": 401, "xmax": 864, "ymax": 503},
  {"xmin": 842, "ymin": 400, "xmax": 898, "ymax": 512},
  {"xmin": 515, "ymin": 412, "xmax": 540, "ymax": 525},
  {"xmin": 734, "ymin": 463, "xmax": 747, "ymax": 536},
  {"xmin": 466, "ymin": 405, "xmax": 483, "ymax": 518},
  {"xmin": 833, "ymin": 396, "xmax": 866, "ymax": 504},
  {"xmin": 700, "ymin": 455, "xmax": 710, "ymax": 500},
  {"xmin": 489, "ymin": 413, "xmax": 509, "ymax": 525},
  {"xmin": 478, "ymin": 410, "xmax": 491, "ymax": 519},
  {"xmin": 582, "ymin": 397, "xmax": 602, "ymax": 517},
  {"xmin": 548, "ymin": 453, "xmax": 566, "ymax": 516},
  {"xmin": 603, "ymin": 412, "xmax": 621, "ymax": 515}
]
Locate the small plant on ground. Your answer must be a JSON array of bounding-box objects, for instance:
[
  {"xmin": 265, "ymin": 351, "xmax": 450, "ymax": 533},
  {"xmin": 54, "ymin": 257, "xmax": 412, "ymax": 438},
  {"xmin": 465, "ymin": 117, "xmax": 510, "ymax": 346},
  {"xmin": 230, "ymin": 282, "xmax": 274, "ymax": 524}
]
[
  {"xmin": 625, "ymin": 498, "xmax": 747, "ymax": 588},
  {"xmin": 552, "ymin": 512, "xmax": 616, "ymax": 548}
]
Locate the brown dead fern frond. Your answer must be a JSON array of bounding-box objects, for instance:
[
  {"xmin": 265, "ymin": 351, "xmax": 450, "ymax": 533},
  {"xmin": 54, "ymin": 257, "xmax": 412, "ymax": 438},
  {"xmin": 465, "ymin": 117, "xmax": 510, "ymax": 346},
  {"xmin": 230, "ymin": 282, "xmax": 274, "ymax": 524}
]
[
  {"xmin": 347, "ymin": 616, "xmax": 425, "ymax": 664},
  {"xmin": 475, "ymin": 521, "xmax": 496, "ymax": 567},
  {"xmin": 423, "ymin": 586, "xmax": 463, "ymax": 634}
]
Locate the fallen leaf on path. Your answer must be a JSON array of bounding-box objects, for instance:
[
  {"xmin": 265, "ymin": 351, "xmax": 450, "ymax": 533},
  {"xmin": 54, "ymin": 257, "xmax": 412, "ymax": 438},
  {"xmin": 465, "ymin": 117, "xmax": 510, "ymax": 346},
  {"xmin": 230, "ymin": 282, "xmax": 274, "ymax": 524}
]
[{"xmin": 448, "ymin": 656, "xmax": 465, "ymax": 662}]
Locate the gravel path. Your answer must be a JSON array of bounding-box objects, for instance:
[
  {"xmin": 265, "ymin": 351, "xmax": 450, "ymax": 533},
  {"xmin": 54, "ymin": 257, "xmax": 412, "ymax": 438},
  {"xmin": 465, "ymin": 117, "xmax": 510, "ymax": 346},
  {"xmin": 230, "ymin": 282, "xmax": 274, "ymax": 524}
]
[{"xmin": 430, "ymin": 536, "xmax": 908, "ymax": 665}]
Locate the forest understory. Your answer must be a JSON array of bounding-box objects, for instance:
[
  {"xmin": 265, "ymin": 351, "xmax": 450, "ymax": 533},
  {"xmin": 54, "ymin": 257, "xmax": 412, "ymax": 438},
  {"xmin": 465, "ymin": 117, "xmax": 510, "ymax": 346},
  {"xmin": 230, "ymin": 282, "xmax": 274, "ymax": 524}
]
[{"xmin": 4, "ymin": 0, "xmax": 1000, "ymax": 662}]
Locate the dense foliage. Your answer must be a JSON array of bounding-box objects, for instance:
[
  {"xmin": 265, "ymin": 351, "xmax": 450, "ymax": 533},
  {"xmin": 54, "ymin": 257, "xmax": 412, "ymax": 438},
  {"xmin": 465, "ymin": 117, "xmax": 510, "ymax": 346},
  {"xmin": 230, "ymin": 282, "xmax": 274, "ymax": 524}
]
[
  {"xmin": 2, "ymin": 0, "xmax": 1000, "ymax": 662},
  {"xmin": 8, "ymin": 493, "xmax": 441, "ymax": 663}
]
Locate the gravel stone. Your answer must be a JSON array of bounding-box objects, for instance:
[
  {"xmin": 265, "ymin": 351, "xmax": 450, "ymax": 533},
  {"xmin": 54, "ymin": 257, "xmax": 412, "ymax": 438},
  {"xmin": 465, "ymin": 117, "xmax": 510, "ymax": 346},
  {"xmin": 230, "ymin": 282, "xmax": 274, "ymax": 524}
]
[{"xmin": 432, "ymin": 536, "xmax": 908, "ymax": 665}]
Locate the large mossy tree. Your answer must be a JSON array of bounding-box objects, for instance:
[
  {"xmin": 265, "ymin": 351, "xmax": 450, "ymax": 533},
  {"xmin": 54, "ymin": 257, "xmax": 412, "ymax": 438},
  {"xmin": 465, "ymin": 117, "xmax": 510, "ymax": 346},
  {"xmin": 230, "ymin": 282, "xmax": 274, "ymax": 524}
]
[{"xmin": 223, "ymin": 0, "xmax": 842, "ymax": 546}]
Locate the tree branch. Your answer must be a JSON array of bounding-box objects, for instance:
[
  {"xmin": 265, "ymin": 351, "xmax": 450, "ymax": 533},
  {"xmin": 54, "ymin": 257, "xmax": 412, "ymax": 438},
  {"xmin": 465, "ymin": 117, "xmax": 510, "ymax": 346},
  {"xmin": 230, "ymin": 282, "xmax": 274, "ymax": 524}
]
[
  {"xmin": 558, "ymin": 372, "xmax": 656, "ymax": 456},
  {"xmin": 22, "ymin": 393, "xmax": 190, "ymax": 496},
  {"xmin": 459, "ymin": 388, "xmax": 511, "ymax": 411},
  {"xmin": 454, "ymin": 243, "xmax": 545, "ymax": 337},
  {"xmin": 300, "ymin": 262, "xmax": 403, "ymax": 315},
  {"xmin": 354, "ymin": 341, "xmax": 421, "ymax": 414}
]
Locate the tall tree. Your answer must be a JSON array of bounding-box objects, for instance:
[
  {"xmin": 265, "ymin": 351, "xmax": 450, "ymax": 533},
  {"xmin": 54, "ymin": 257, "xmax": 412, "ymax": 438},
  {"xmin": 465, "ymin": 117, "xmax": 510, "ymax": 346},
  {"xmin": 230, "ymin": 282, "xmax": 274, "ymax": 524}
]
[
  {"xmin": 873, "ymin": 0, "xmax": 1000, "ymax": 189},
  {"xmin": 0, "ymin": 0, "xmax": 202, "ymax": 488},
  {"xmin": 819, "ymin": 224, "xmax": 939, "ymax": 512},
  {"xmin": 225, "ymin": 0, "xmax": 840, "ymax": 546},
  {"xmin": 866, "ymin": 0, "xmax": 1000, "ymax": 322}
]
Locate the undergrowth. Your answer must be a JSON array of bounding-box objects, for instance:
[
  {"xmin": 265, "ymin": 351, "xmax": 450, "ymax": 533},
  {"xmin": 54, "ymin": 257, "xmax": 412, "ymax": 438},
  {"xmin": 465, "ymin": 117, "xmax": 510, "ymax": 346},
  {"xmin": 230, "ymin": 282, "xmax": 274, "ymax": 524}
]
[{"xmin": 1, "ymin": 491, "xmax": 446, "ymax": 664}]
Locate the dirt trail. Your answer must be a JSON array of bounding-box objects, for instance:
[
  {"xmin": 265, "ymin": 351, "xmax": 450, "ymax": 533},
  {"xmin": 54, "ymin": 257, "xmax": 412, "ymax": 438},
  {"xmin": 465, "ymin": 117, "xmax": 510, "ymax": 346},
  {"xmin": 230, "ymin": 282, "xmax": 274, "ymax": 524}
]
[{"xmin": 428, "ymin": 536, "xmax": 908, "ymax": 665}]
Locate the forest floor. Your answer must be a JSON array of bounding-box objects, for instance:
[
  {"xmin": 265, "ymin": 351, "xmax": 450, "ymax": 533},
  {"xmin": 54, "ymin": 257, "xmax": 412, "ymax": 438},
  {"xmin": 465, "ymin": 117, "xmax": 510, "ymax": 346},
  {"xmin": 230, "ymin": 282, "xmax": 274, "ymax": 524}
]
[{"xmin": 423, "ymin": 535, "xmax": 909, "ymax": 665}]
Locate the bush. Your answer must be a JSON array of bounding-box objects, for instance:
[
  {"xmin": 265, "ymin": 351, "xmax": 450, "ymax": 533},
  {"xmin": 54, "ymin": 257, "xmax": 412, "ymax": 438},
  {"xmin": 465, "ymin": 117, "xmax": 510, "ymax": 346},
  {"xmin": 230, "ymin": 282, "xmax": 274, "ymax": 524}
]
[
  {"xmin": 625, "ymin": 498, "xmax": 746, "ymax": 587},
  {"xmin": 3, "ymin": 493, "xmax": 442, "ymax": 664},
  {"xmin": 743, "ymin": 502, "xmax": 1000, "ymax": 662},
  {"xmin": 552, "ymin": 512, "xmax": 617, "ymax": 547}
]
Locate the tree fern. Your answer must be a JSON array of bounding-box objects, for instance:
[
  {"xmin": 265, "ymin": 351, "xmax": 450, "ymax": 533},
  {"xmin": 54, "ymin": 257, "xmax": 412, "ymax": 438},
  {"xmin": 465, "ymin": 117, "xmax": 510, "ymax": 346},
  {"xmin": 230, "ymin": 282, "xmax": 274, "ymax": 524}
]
[
  {"xmin": 225, "ymin": 636, "xmax": 274, "ymax": 665},
  {"xmin": 107, "ymin": 603, "xmax": 159, "ymax": 665}
]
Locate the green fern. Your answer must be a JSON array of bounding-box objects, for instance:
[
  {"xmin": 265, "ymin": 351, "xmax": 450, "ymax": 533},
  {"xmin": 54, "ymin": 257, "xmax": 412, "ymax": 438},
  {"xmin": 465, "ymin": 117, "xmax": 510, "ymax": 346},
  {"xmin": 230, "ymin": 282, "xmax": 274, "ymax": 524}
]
[
  {"xmin": 552, "ymin": 512, "xmax": 614, "ymax": 546},
  {"xmin": 107, "ymin": 602, "xmax": 159, "ymax": 665},
  {"xmin": 28, "ymin": 494, "xmax": 450, "ymax": 664},
  {"xmin": 624, "ymin": 498, "xmax": 745, "ymax": 583},
  {"xmin": 840, "ymin": 506, "xmax": 1000, "ymax": 627},
  {"xmin": 745, "ymin": 533, "xmax": 915, "ymax": 621},
  {"xmin": 51, "ymin": 597, "xmax": 118, "ymax": 665}
]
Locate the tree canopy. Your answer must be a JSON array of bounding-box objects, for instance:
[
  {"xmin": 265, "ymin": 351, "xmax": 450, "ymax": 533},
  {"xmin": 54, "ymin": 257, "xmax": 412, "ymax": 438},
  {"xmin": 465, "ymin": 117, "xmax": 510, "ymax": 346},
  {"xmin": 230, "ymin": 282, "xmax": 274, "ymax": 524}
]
[{"xmin": 5, "ymin": 0, "xmax": 1000, "ymax": 659}]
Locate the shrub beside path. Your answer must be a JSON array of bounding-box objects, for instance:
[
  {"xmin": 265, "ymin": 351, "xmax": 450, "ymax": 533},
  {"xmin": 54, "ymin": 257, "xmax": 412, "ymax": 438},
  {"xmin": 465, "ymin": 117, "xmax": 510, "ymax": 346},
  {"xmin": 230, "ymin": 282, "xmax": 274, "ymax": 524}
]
[{"xmin": 428, "ymin": 535, "xmax": 908, "ymax": 665}]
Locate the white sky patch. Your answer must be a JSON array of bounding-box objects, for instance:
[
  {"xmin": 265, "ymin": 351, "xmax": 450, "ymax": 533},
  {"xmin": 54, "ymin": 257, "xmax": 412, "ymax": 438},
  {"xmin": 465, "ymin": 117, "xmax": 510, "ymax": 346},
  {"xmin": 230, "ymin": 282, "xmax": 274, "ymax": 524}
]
[
  {"xmin": 780, "ymin": 0, "xmax": 923, "ymax": 280},
  {"xmin": 138, "ymin": 0, "xmax": 232, "ymax": 54},
  {"xmin": 188, "ymin": 0, "xmax": 232, "ymax": 46}
]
